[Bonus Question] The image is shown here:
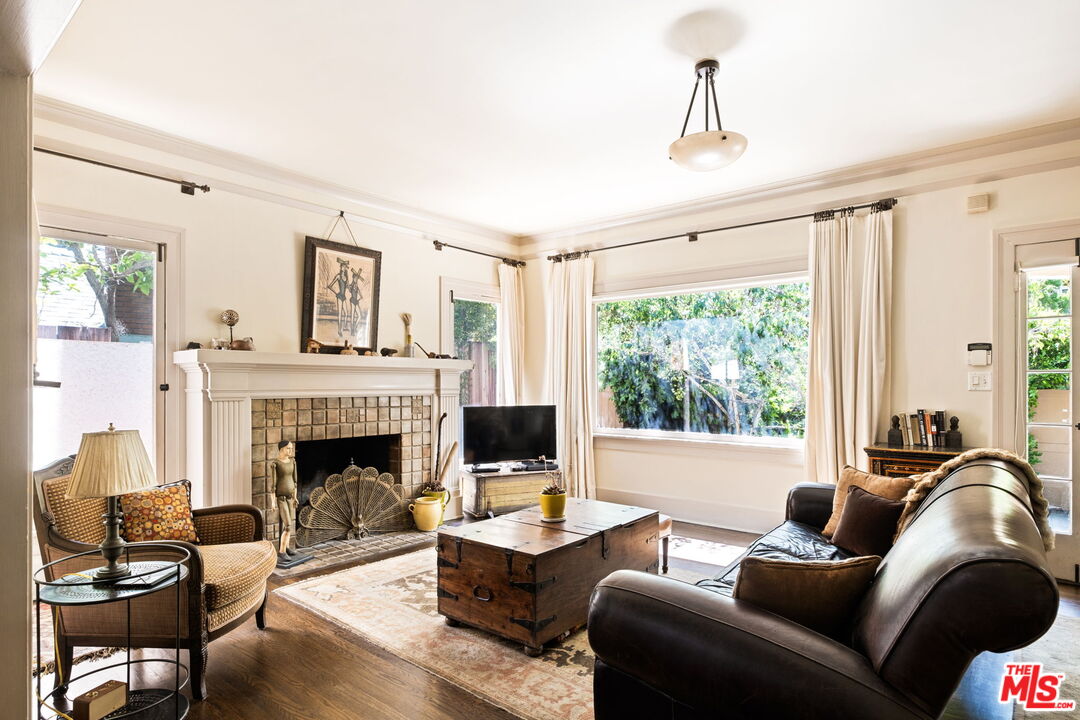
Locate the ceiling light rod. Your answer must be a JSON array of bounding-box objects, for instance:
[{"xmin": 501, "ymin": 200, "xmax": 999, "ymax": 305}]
[
  {"xmin": 432, "ymin": 239, "xmax": 525, "ymax": 268},
  {"xmin": 546, "ymin": 198, "xmax": 898, "ymax": 262},
  {"xmin": 33, "ymin": 146, "xmax": 210, "ymax": 195}
]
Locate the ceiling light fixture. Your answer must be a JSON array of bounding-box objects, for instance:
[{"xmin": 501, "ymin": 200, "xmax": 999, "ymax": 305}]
[{"xmin": 669, "ymin": 59, "xmax": 747, "ymax": 172}]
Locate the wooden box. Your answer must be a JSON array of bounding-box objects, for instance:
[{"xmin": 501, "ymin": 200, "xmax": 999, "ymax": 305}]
[
  {"xmin": 72, "ymin": 679, "xmax": 127, "ymax": 720},
  {"xmin": 461, "ymin": 469, "xmax": 560, "ymax": 518},
  {"xmin": 437, "ymin": 498, "xmax": 658, "ymax": 654}
]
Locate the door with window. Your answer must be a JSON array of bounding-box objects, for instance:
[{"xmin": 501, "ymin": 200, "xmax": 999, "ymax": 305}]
[
  {"xmin": 440, "ymin": 278, "xmax": 501, "ymax": 406},
  {"xmin": 34, "ymin": 229, "xmax": 168, "ymax": 478},
  {"xmin": 1016, "ymin": 236, "xmax": 1080, "ymax": 582}
]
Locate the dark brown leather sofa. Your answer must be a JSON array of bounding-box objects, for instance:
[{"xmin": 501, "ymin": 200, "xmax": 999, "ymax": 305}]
[{"xmin": 588, "ymin": 459, "xmax": 1059, "ymax": 720}]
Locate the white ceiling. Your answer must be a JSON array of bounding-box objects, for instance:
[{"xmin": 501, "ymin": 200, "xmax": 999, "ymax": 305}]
[{"xmin": 35, "ymin": 0, "xmax": 1080, "ymax": 236}]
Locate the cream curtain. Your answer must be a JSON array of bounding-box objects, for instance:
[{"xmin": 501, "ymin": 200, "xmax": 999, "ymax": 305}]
[
  {"xmin": 806, "ymin": 207, "xmax": 893, "ymax": 483},
  {"xmin": 546, "ymin": 255, "xmax": 596, "ymax": 498},
  {"xmin": 497, "ymin": 263, "xmax": 525, "ymax": 405}
]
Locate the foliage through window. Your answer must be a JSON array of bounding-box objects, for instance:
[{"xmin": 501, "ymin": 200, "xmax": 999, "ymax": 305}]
[
  {"xmin": 454, "ymin": 298, "xmax": 499, "ymax": 406},
  {"xmin": 595, "ymin": 280, "xmax": 810, "ymax": 439}
]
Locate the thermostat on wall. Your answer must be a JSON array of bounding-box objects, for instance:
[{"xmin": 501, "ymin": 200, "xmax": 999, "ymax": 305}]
[{"xmin": 967, "ymin": 342, "xmax": 992, "ymax": 366}]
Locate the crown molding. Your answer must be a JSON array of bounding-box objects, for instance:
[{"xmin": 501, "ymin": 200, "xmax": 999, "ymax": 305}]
[
  {"xmin": 521, "ymin": 117, "xmax": 1080, "ymax": 248},
  {"xmin": 33, "ymin": 95, "xmax": 515, "ymax": 246}
]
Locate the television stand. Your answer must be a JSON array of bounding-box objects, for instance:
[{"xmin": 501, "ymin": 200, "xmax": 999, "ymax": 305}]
[{"xmin": 461, "ymin": 467, "xmax": 564, "ymax": 518}]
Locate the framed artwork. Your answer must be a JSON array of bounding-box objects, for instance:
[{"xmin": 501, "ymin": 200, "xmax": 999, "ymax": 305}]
[{"xmin": 301, "ymin": 236, "xmax": 381, "ymax": 353}]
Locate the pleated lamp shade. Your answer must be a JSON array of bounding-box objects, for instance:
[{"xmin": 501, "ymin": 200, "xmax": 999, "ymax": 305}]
[{"xmin": 66, "ymin": 425, "xmax": 157, "ymax": 499}]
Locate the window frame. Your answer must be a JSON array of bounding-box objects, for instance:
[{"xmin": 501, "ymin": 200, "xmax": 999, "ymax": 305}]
[
  {"xmin": 591, "ymin": 258, "xmax": 809, "ymax": 454},
  {"xmin": 439, "ymin": 276, "xmax": 503, "ymax": 404}
]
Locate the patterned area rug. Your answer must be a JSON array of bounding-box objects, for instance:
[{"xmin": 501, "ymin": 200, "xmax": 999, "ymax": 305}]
[{"xmin": 277, "ymin": 548, "xmax": 707, "ymax": 720}]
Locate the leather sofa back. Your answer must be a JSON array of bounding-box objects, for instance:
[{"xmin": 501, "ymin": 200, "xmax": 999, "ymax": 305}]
[{"xmin": 852, "ymin": 459, "xmax": 1058, "ymax": 716}]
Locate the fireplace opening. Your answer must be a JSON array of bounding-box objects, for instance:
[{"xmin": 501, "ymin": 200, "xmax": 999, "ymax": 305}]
[{"xmin": 292, "ymin": 434, "xmax": 401, "ymax": 507}]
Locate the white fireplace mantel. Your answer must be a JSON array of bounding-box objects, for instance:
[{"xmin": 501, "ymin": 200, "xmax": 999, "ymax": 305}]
[{"xmin": 174, "ymin": 349, "xmax": 471, "ymax": 508}]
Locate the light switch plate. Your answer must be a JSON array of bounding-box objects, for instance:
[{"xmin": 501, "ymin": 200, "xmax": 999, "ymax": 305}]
[{"xmin": 967, "ymin": 371, "xmax": 992, "ymax": 391}]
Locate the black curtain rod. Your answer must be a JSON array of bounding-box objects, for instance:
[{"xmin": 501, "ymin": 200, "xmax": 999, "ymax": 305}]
[
  {"xmin": 547, "ymin": 197, "xmax": 898, "ymax": 262},
  {"xmin": 432, "ymin": 239, "xmax": 525, "ymax": 268},
  {"xmin": 33, "ymin": 146, "xmax": 210, "ymax": 195}
]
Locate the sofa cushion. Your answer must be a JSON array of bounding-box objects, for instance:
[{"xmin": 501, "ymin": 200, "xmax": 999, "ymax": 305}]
[
  {"xmin": 200, "ymin": 540, "xmax": 276, "ymax": 610},
  {"xmin": 733, "ymin": 554, "xmax": 882, "ymax": 641},
  {"xmin": 696, "ymin": 521, "xmax": 854, "ymax": 596},
  {"xmin": 823, "ymin": 466, "xmax": 915, "ymax": 537},
  {"xmin": 831, "ymin": 485, "xmax": 906, "ymax": 557},
  {"xmin": 120, "ymin": 481, "xmax": 199, "ymax": 543}
]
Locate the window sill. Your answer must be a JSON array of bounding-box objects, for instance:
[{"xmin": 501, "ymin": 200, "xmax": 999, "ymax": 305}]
[{"xmin": 593, "ymin": 430, "xmax": 805, "ymax": 465}]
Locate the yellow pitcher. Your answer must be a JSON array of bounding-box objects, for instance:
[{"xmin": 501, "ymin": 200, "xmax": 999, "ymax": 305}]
[{"xmin": 409, "ymin": 496, "xmax": 443, "ymax": 531}]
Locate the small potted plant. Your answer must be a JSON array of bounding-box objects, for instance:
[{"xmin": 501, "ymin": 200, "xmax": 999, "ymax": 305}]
[
  {"xmin": 421, "ymin": 480, "xmax": 450, "ymax": 525},
  {"xmin": 538, "ymin": 476, "xmax": 566, "ymax": 522}
]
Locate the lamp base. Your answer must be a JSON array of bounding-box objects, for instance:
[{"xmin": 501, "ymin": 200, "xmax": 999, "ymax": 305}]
[{"xmin": 93, "ymin": 562, "xmax": 132, "ymax": 580}]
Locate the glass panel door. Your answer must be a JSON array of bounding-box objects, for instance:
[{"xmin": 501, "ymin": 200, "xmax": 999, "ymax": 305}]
[
  {"xmin": 453, "ymin": 298, "xmax": 499, "ymax": 406},
  {"xmin": 1024, "ymin": 264, "xmax": 1079, "ymax": 580},
  {"xmin": 34, "ymin": 235, "xmax": 159, "ymax": 470}
]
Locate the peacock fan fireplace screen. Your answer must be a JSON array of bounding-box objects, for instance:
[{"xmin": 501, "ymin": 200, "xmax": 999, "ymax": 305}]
[{"xmin": 296, "ymin": 465, "xmax": 412, "ymax": 547}]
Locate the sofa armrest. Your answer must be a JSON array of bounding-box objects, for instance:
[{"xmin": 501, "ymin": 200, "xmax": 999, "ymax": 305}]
[
  {"xmin": 785, "ymin": 482, "xmax": 835, "ymax": 530},
  {"xmin": 193, "ymin": 504, "xmax": 264, "ymax": 545},
  {"xmin": 588, "ymin": 571, "xmax": 930, "ymax": 720}
]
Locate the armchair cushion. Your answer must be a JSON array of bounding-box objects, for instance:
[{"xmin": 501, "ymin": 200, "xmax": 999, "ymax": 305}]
[
  {"xmin": 201, "ymin": 540, "xmax": 277, "ymax": 610},
  {"xmin": 120, "ymin": 480, "xmax": 199, "ymax": 543}
]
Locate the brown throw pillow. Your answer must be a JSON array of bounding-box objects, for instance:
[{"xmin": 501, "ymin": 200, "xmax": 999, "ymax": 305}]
[
  {"xmin": 120, "ymin": 480, "xmax": 199, "ymax": 543},
  {"xmin": 822, "ymin": 465, "xmax": 915, "ymax": 537},
  {"xmin": 831, "ymin": 485, "xmax": 906, "ymax": 557},
  {"xmin": 733, "ymin": 555, "xmax": 881, "ymax": 641}
]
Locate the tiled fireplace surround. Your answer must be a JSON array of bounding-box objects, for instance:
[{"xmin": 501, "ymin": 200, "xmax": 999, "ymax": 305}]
[
  {"xmin": 174, "ymin": 350, "xmax": 471, "ymax": 541},
  {"xmin": 251, "ymin": 394, "xmax": 432, "ymax": 539}
]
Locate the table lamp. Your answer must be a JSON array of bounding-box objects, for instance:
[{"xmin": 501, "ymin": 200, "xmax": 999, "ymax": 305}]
[{"xmin": 66, "ymin": 423, "xmax": 157, "ymax": 580}]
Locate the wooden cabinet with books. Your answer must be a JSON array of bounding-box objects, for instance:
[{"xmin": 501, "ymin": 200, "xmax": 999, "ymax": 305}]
[{"xmin": 865, "ymin": 443, "xmax": 973, "ymax": 478}]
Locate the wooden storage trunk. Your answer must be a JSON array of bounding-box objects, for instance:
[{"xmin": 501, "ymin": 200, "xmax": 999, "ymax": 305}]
[
  {"xmin": 461, "ymin": 469, "xmax": 561, "ymax": 518},
  {"xmin": 437, "ymin": 498, "xmax": 658, "ymax": 654}
]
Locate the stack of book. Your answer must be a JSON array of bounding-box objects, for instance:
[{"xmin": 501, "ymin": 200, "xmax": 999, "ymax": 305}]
[{"xmin": 896, "ymin": 409, "xmax": 950, "ymax": 447}]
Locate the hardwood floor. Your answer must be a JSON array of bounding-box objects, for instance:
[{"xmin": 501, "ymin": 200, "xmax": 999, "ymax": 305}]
[{"xmin": 46, "ymin": 521, "xmax": 1079, "ymax": 720}]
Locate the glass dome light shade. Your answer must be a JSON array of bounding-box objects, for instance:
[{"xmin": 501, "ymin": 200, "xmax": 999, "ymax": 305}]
[{"xmin": 669, "ymin": 130, "xmax": 747, "ymax": 172}]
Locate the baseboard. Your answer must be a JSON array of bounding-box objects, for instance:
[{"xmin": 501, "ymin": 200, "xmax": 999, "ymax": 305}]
[{"xmin": 596, "ymin": 487, "xmax": 782, "ymax": 535}]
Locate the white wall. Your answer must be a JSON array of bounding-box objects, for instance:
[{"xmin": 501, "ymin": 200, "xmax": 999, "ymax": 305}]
[
  {"xmin": 522, "ymin": 163, "xmax": 1080, "ymax": 533},
  {"xmin": 32, "ymin": 118, "xmax": 509, "ymax": 489}
]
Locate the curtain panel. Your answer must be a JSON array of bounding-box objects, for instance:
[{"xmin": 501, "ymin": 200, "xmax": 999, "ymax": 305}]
[
  {"xmin": 546, "ymin": 256, "xmax": 596, "ymax": 498},
  {"xmin": 497, "ymin": 263, "xmax": 525, "ymax": 405},
  {"xmin": 806, "ymin": 207, "xmax": 893, "ymax": 483}
]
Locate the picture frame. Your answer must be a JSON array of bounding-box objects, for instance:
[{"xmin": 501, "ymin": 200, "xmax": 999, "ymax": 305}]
[{"xmin": 301, "ymin": 236, "xmax": 382, "ymax": 353}]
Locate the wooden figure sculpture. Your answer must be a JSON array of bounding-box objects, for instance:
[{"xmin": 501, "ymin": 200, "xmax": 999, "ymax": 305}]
[{"xmin": 270, "ymin": 440, "xmax": 299, "ymax": 561}]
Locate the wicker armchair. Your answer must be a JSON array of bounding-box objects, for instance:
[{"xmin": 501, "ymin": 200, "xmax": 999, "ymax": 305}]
[{"xmin": 33, "ymin": 456, "xmax": 277, "ymax": 700}]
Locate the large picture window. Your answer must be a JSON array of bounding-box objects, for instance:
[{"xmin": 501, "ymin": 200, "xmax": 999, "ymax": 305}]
[{"xmin": 595, "ymin": 278, "xmax": 810, "ymax": 441}]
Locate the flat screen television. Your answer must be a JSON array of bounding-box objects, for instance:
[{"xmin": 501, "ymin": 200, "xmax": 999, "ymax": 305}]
[{"xmin": 462, "ymin": 405, "xmax": 556, "ymax": 466}]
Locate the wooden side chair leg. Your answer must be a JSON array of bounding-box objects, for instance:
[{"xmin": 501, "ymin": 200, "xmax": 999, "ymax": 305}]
[
  {"xmin": 54, "ymin": 631, "xmax": 74, "ymax": 692},
  {"xmin": 256, "ymin": 590, "xmax": 268, "ymax": 630},
  {"xmin": 662, "ymin": 535, "xmax": 670, "ymax": 574}
]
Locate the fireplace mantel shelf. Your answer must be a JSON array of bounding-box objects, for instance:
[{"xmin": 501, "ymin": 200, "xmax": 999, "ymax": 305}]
[
  {"xmin": 174, "ymin": 349, "xmax": 473, "ymax": 373},
  {"xmin": 173, "ymin": 349, "xmax": 469, "ymax": 509}
]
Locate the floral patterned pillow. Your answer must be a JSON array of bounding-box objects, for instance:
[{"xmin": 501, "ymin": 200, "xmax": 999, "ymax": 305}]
[{"xmin": 120, "ymin": 480, "xmax": 199, "ymax": 543}]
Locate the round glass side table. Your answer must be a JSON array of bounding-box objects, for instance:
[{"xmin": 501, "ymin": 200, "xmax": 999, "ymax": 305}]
[{"xmin": 33, "ymin": 544, "xmax": 191, "ymax": 720}]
